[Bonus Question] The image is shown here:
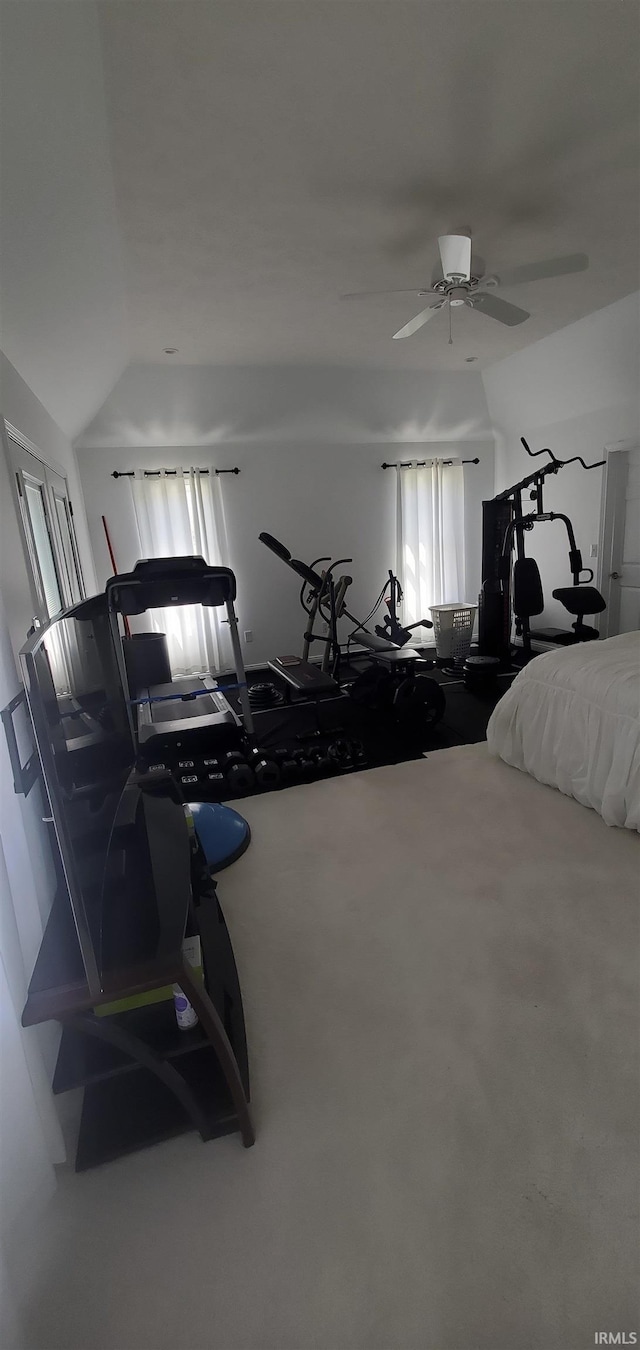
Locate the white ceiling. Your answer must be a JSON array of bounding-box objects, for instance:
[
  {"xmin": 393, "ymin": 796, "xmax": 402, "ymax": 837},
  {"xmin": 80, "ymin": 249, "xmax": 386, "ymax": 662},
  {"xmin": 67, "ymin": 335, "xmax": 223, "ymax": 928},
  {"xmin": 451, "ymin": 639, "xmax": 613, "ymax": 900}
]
[
  {"xmin": 98, "ymin": 0, "xmax": 640, "ymax": 372},
  {"xmin": 0, "ymin": 2, "xmax": 126, "ymax": 439}
]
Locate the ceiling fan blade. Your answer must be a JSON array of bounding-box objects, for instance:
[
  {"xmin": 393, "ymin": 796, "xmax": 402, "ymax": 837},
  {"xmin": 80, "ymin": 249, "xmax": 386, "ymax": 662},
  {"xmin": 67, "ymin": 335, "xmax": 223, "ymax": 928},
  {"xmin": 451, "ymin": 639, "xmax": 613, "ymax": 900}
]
[
  {"xmin": 438, "ymin": 234, "xmax": 472, "ymax": 281},
  {"xmin": 392, "ymin": 303, "xmax": 444, "ymax": 340},
  {"xmin": 341, "ymin": 288, "xmax": 436, "ymax": 300},
  {"xmin": 467, "ymin": 293, "xmax": 530, "ymax": 326},
  {"xmin": 489, "ymin": 252, "xmax": 589, "ymax": 288}
]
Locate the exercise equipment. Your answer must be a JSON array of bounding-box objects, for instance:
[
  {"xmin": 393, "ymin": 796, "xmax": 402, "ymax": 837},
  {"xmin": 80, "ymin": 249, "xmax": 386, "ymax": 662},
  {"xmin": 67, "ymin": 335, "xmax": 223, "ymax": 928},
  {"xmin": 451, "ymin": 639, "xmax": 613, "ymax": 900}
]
[
  {"xmin": 375, "ymin": 570, "xmax": 432, "ymax": 647},
  {"xmin": 478, "ymin": 439, "xmax": 607, "ymax": 663},
  {"xmin": 258, "ymin": 532, "xmax": 445, "ymax": 736},
  {"xmin": 106, "ymin": 557, "xmax": 255, "ymax": 763},
  {"xmin": 248, "ymin": 681, "xmax": 285, "ymax": 709},
  {"xmin": 267, "ymin": 655, "xmax": 339, "ymax": 695},
  {"xmin": 223, "ymin": 751, "xmax": 255, "ymax": 795},
  {"xmin": 246, "ymin": 747, "xmax": 281, "ymax": 789},
  {"xmin": 463, "ymin": 654, "xmax": 501, "ymax": 695},
  {"xmin": 187, "ymin": 801, "xmax": 251, "ymax": 872}
]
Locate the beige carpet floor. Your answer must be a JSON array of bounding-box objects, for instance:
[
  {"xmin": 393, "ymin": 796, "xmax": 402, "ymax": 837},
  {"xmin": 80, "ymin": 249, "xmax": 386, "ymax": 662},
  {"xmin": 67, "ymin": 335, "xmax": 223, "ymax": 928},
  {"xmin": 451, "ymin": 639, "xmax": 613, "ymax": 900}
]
[{"xmin": 17, "ymin": 745, "xmax": 640, "ymax": 1350}]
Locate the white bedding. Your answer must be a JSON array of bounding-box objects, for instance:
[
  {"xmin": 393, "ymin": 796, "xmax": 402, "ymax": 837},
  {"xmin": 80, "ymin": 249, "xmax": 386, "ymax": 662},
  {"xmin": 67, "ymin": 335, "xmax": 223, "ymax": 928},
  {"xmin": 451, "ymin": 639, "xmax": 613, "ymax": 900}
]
[{"xmin": 487, "ymin": 632, "xmax": 640, "ymax": 829}]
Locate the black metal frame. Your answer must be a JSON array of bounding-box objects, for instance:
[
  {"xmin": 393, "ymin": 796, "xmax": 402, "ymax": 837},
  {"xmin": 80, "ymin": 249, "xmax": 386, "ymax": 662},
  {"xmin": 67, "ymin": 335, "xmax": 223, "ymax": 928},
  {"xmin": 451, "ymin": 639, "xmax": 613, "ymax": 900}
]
[
  {"xmin": 112, "ymin": 468, "xmax": 240, "ymax": 478},
  {"xmin": 381, "ymin": 457, "xmax": 479, "ymax": 469},
  {"xmin": 1, "ymin": 687, "xmax": 39, "ymax": 795},
  {"xmin": 479, "ymin": 438, "xmax": 606, "ymax": 662}
]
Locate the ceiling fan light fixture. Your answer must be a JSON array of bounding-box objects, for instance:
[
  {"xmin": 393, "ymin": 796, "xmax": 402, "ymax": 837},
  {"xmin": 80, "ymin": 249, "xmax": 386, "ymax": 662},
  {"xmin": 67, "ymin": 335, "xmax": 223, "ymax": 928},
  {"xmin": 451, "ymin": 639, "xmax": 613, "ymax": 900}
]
[{"xmin": 438, "ymin": 234, "xmax": 472, "ymax": 283}]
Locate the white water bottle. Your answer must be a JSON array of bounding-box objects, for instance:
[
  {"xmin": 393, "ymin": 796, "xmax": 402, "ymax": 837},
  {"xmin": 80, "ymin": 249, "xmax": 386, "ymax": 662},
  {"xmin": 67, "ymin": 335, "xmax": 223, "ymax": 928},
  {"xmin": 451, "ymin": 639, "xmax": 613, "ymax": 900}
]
[
  {"xmin": 173, "ymin": 984, "xmax": 198, "ymax": 1031},
  {"xmin": 173, "ymin": 934, "xmax": 202, "ymax": 1030}
]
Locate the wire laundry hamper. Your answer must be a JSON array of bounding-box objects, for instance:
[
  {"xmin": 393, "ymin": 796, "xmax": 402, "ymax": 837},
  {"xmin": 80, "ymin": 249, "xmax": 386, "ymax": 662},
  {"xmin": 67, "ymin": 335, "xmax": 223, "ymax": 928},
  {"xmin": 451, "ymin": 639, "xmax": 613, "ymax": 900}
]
[{"xmin": 429, "ymin": 603, "xmax": 477, "ymax": 662}]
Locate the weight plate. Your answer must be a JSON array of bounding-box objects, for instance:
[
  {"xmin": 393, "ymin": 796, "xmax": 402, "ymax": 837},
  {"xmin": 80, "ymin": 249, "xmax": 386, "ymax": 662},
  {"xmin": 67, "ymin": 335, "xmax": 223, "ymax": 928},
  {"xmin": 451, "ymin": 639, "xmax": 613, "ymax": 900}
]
[{"xmin": 392, "ymin": 676, "xmax": 446, "ymax": 731}]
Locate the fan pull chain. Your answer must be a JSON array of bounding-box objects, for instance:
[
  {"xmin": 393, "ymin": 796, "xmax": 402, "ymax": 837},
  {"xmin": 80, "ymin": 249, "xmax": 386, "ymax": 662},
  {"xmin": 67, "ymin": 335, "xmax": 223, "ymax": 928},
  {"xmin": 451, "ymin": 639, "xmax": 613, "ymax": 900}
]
[{"xmin": 448, "ymin": 299, "xmax": 453, "ymax": 345}]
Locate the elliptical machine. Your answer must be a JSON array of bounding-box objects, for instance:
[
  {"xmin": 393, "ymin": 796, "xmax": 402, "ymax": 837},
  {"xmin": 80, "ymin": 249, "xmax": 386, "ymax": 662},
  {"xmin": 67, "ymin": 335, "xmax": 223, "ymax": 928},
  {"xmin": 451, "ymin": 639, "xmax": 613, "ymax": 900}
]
[
  {"xmin": 477, "ymin": 438, "xmax": 607, "ymax": 667},
  {"xmin": 258, "ymin": 532, "xmax": 445, "ymax": 736}
]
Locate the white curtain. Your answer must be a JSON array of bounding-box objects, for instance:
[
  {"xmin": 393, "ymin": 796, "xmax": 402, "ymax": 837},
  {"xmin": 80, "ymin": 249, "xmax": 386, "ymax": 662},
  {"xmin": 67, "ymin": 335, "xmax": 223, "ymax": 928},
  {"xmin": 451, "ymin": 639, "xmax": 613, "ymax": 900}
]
[
  {"xmin": 396, "ymin": 459, "xmax": 465, "ymax": 625},
  {"xmin": 129, "ymin": 469, "xmax": 230, "ymax": 674}
]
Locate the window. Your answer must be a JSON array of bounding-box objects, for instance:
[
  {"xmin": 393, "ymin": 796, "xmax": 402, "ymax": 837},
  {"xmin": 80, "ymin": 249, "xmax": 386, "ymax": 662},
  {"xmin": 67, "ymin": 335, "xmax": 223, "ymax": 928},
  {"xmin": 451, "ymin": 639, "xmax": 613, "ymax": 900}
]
[
  {"xmin": 395, "ymin": 459, "xmax": 466, "ymax": 624},
  {"xmin": 129, "ymin": 468, "xmax": 230, "ymax": 674},
  {"xmin": 4, "ymin": 426, "xmax": 85, "ymax": 623}
]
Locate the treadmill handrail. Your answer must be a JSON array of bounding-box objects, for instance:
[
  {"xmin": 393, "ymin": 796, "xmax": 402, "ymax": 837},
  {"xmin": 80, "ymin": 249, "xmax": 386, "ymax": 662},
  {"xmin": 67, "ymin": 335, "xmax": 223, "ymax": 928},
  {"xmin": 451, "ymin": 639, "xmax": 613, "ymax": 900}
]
[{"xmin": 106, "ymin": 557, "xmax": 237, "ymax": 614}]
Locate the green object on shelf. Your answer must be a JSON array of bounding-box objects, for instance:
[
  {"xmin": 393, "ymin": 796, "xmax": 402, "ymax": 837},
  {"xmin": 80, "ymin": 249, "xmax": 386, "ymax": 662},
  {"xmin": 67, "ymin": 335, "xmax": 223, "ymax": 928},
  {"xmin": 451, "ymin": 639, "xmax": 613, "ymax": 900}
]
[
  {"xmin": 95, "ymin": 936, "xmax": 204, "ymax": 1018},
  {"xmin": 95, "ymin": 983, "xmax": 174, "ymax": 1018}
]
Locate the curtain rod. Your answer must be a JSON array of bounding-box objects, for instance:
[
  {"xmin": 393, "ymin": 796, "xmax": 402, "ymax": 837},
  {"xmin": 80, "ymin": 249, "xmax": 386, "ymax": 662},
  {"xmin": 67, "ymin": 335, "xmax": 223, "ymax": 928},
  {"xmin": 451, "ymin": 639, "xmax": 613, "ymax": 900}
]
[
  {"xmin": 381, "ymin": 457, "xmax": 480, "ymax": 469},
  {"xmin": 111, "ymin": 467, "xmax": 240, "ymax": 479}
]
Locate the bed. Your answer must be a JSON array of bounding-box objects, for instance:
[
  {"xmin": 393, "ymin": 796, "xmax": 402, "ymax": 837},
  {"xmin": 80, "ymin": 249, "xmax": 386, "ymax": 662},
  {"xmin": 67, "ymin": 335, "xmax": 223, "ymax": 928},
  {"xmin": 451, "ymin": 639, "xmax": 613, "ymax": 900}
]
[{"xmin": 487, "ymin": 631, "xmax": 640, "ymax": 830}]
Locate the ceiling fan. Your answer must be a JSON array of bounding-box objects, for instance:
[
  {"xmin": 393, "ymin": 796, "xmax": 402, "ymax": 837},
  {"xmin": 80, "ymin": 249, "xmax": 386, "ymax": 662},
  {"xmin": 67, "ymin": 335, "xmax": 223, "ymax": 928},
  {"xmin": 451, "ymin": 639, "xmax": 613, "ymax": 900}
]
[{"xmin": 342, "ymin": 235, "xmax": 589, "ymax": 341}]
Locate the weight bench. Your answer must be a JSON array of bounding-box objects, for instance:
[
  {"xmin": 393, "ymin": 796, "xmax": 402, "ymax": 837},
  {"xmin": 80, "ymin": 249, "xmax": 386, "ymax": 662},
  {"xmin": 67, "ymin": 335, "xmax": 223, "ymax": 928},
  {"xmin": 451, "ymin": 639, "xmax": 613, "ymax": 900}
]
[
  {"xmin": 267, "ymin": 657, "xmax": 339, "ymax": 696},
  {"xmin": 351, "ymin": 629, "xmax": 423, "ymax": 664}
]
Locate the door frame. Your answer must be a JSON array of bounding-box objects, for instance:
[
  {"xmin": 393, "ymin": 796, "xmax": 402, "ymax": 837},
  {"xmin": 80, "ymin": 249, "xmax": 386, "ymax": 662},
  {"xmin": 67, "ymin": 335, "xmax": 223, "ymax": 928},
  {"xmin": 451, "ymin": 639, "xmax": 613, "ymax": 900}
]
[
  {"xmin": 1, "ymin": 418, "xmax": 86, "ymax": 623},
  {"xmin": 597, "ymin": 439, "xmax": 638, "ymax": 639}
]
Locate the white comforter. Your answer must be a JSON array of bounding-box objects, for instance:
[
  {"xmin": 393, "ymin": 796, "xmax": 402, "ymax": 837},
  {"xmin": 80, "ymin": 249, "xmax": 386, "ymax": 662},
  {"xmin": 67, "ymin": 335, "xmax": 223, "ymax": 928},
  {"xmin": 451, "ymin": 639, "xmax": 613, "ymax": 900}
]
[{"xmin": 487, "ymin": 632, "xmax": 640, "ymax": 830}]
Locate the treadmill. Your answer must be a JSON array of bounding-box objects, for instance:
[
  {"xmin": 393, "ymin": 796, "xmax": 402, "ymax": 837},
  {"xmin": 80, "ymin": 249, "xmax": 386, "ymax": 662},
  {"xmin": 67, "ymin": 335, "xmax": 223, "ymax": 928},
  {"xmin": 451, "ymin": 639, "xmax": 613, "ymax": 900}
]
[{"xmin": 106, "ymin": 557, "xmax": 254, "ymax": 762}]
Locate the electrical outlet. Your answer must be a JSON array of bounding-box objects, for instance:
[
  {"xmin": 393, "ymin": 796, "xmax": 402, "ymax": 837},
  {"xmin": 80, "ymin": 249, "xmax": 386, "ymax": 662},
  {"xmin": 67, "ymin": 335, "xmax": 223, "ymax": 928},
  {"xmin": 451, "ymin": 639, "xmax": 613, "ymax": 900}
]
[
  {"xmin": 590, "ymin": 544, "xmax": 598, "ymax": 558},
  {"xmin": 244, "ymin": 630, "xmax": 253, "ymax": 643}
]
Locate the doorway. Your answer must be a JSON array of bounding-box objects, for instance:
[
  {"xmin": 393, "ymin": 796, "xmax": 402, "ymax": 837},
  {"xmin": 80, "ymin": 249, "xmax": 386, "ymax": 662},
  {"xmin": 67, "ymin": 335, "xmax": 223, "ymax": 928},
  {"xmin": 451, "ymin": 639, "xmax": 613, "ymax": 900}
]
[{"xmin": 598, "ymin": 442, "xmax": 640, "ymax": 637}]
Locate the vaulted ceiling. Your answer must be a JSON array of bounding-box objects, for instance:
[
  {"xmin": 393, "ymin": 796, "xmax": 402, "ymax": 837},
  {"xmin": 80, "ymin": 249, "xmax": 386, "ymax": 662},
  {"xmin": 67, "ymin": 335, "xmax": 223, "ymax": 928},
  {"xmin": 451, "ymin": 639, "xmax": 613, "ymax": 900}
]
[
  {"xmin": 1, "ymin": 1, "xmax": 639, "ymax": 440},
  {"xmin": 99, "ymin": 0, "xmax": 640, "ymax": 371}
]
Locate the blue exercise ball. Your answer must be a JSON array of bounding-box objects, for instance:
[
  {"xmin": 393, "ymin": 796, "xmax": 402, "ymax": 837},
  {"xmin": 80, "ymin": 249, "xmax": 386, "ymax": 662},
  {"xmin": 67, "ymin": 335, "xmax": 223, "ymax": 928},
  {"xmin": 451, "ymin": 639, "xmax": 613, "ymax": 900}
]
[{"xmin": 188, "ymin": 801, "xmax": 251, "ymax": 872}]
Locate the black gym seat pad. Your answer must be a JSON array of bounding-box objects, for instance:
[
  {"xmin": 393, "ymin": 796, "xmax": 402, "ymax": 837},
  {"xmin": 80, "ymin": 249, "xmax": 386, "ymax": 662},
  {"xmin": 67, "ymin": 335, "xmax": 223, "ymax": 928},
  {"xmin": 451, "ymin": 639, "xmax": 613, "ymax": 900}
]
[
  {"xmin": 259, "ymin": 533, "xmax": 325, "ymax": 590},
  {"xmin": 267, "ymin": 657, "xmax": 338, "ymax": 693},
  {"xmin": 552, "ymin": 586, "xmax": 606, "ymax": 615}
]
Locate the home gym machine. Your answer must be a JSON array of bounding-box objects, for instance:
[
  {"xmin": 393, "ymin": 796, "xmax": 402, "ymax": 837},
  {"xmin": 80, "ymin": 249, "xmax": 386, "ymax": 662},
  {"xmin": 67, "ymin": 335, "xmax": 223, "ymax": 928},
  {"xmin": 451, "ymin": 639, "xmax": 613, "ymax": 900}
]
[
  {"xmin": 258, "ymin": 532, "xmax": 445, "ymax": 735},
  {"xmin": 477, "ymin": 438, "xmax": 606, "ymax": 666}
]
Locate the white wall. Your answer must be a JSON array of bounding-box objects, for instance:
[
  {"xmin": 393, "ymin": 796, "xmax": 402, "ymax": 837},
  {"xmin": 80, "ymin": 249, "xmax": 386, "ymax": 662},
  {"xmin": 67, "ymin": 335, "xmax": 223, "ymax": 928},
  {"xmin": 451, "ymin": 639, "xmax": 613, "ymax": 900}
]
[
  {"xmin": 0, "ymin": 1, "xmax": 126, "ymax": 439},
  {"xmin": 0, "ymin": 349, "xmax": 97, "ymax": 993},
  {"xmin": 0, "ymin": 355, "xmax": 86, "ymax": 1322},
  {"xmin": 78, "ymin": 362, "xmax": 492, "ymax": 448},
  {"xmin": 482, "ymin": 293, "xmax": 640, "ymax": 628},
  {"xmin": 77, "ymin": 364, "xmax": 493, "ymax": 666}
]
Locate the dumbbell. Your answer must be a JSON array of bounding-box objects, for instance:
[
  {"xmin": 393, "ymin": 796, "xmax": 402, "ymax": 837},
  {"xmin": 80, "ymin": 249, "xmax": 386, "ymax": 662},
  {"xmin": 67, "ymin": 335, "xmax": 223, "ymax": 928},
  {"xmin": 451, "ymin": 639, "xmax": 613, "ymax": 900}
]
[
  {"xmin": 201, "ymin": 758, "xmax": 226, "ymax": 795},
  {"xmin": 223, "ymin": 751, "xmax": 255, "ymax": 796},
  {"xmin": 279, "ymin": 756, "xmax": 299, "ymax": 785},
  {"xmin": 247, "ymin": 747, "xmax": 281, "ymax": 790},
  {"xmin": 307, "ymin": 745, "xmax": 332, "ymax": 775},
  {"xmin": 326, "ymin": 738, "xmax": 353, "ymax": 767},
  {"xmin": 350, "ymin": 738, "xmax": 367, "ymax": 766},
  {"xmin": 292, "ymin": 749, "xmax": 315, "ymax": 778}
]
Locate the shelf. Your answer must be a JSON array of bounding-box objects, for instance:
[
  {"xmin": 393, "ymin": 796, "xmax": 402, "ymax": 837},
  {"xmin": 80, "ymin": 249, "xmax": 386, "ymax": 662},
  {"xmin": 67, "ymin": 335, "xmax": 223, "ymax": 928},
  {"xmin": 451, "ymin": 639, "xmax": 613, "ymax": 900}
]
[
  {"xmin": 75, "ymin": 1046, "xmax": 237, "ymax": 1170},
  {"xmin": 53, "ymin": 1001, "xmax": 211, "ymax": 1094}
]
